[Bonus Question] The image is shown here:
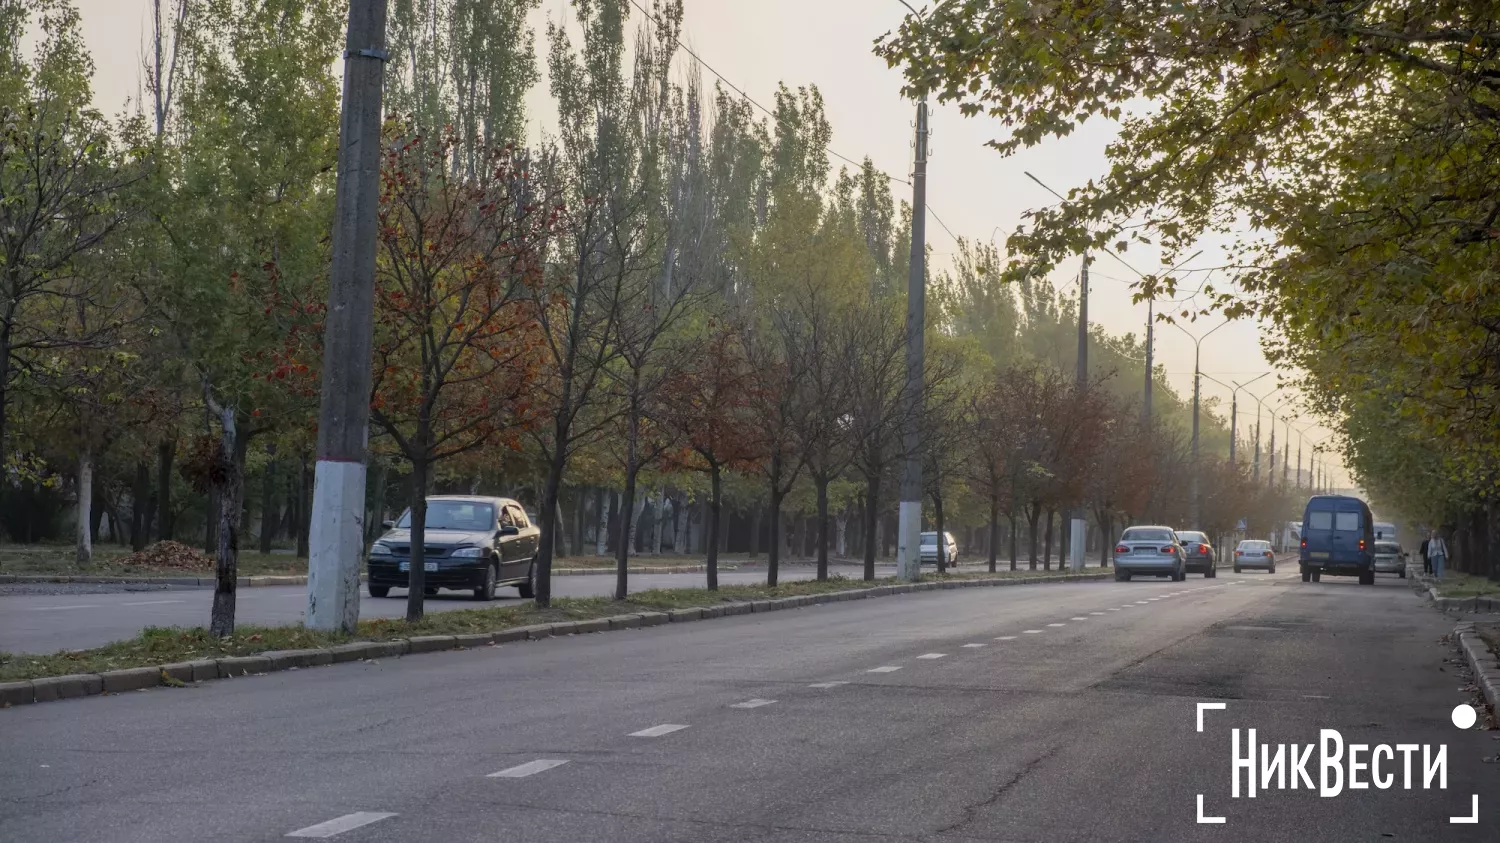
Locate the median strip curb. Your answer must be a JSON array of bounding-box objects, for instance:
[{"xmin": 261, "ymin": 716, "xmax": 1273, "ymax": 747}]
[
  {"xmin": 0, "ymin": 570, "xmax": 1111, "ymax": 708},
  {"xmin": 0, "ymin": 564, "xmax": 735, "ymax": 588},
  {"xmin": 1454, "ymin": 622, "xmax": 1500, "ymax": 713},
  {"xmin": 1417, "ymin": 572, "xmax": 1500, "ymax": 614}
]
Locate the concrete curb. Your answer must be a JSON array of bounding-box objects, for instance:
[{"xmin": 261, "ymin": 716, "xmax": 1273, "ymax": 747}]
[
  {"xmin": 1416, "ymin": 570, "xmax": 1500, "ymax": 614},
  {"xmin": 0, "ymin": 564, "xmax": 734, "ymax": 588},
  {"xmin": 0, "ymin": 570, "xmax": 1111, "ymax": 708},
  {"xmin": 1454, "ymin": 622, "xmax": 1500, "ymax": 713}
]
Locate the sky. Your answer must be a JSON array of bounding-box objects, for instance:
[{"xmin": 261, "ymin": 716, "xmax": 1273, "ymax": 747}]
[{"xmin": 72, "ymin": 0, "xmax": 1346, "ymax": 485}]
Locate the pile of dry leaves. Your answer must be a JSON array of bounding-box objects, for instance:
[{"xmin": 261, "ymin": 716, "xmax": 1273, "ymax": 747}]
[{"xmin": 115, "ymin": 541, "xmax": 214, "ymax": 571}]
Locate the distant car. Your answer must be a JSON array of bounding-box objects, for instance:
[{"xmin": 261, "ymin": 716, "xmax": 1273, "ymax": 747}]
[
  {"xmin": 1174, "ymin": 530, "xmax": 1217, "ymax": 578},
  {"xmin": 1113, "ymin": 525, "xmax": 1186, "ymax": 582},
  {"xmin": 1372, "ymin": 541, "xmax": 1406, "ymax": 578},
  {"xmin": 920, "ymin": 531, "xmax": 959, "ymax": 566},
  {"xmin": 367, "ymin": 496, "xmax": 540, "ymax": 600},
  {"xmin": 1300, "ymin": 494, "xmax": 1376, "ymax": 584},
  {"xmin": 1233, "ymin": 539, "xmax": 1275, "ymax": 573}
]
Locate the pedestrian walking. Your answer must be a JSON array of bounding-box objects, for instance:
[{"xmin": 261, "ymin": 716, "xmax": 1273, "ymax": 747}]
[
  {"xmin": 1420, "ymin": 534, "xmax": 1432, "ymax": 575},
  {"xmin": 1428, "ymin": 532, "xmax": 1449, "ymax": 579}
]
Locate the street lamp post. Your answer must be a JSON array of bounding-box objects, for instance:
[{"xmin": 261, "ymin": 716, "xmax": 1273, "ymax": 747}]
[
  {"xmin": 1201, "ymin": 372, "xmax": 1271, "ymax": 466},
  {"xmin": 1167, "ymin": 319, "xmax": 1231, "ymax": 530}
]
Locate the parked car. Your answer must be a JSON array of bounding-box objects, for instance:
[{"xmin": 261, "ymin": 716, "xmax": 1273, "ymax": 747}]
[
  {"xmin": 1113, "ymin": 525, "xmax": 1186, "ymax": 582},
  {"xmin": 367, "ymin": 496, "xmax": 540, "ymax": 600},
  {"xmin": 1174, "ymin": 530, "xmax": 1217, "ymax": 578},
  {"xmin": 1233, "ymin": 539, "xmax": 1275, "ymax": 573},
  {"xmin": 1372, "ymin": 541, "xmax": 1406, "ymax": 578},
  {"xmin": 920, "ymin": 531, "xmax": 959, "ymax": 566},
  {"xmin": 1299, "ymin": 494, "xmax": 1376, "ymax": 584}
]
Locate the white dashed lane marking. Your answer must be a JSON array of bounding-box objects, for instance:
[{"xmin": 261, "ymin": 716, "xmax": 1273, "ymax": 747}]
[
  {"xmin": 1070, "ymin": 616, "xmax": 1088, "ymax": 621},
  {"xmin": 1089, "ymin": 612, "xmax": 1106, "ymax": 615},
  {"xmin": 867, "ymin": 666, "xmax": 903, "ymax": 673},
  {"xmin": 1023, "ymin": 630, "xmax": 1044, "ymax": 634},
  {"xmin": 23, "ymin": 605, "xmax": 99, "ymax": 612},
  {"xmin": 121, "ymin": 599, "xmax": 186, "ymax": 607},
  {"xmin": 995, "ymin": 636, "xmax": 1017, "ymax": 640},
  {"xmin": 809, "ymin": 681, "xmax": 849, "ymax": 688},
  {"xmin": 286, "ymin": 812, "xmax": 398, "ymax": 838},
  {"xmin": 916, "ymin": 653, "xmax": 947, "ymax": 660},
  {"xmin": 488, "ymin": 759, "xmax": 569, "ymax": 778},
  {"xmin": 1047, "ymin": 623, "xmax": 1067, "ymax": 628},
  {"xmin": 730, "ymin": 699, "xmax": 777, "ymax": 709},
  {"xmin": 630, "ymin": 724, "xmax": 690, "ymax": 737}
]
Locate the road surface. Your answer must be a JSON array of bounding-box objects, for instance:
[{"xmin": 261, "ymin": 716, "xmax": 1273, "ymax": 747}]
[
  {"xmin": 1, "ymin": 569, "xmax": 1492, "ymax": 842},
  {"xmin": 0, "ymin": 564, "xmax": 907, "ymax": 654}
]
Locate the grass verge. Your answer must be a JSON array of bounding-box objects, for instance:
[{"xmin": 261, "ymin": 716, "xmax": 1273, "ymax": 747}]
[
  {"xmin": 1430, "ymin": 571, "xmax": 1500, "ymax": 599},
  {"xmin": 0, "ymin": 569, "xmax": 1098, "ymax": 682},
  {"xmin": 0, "ymin": 548, "xmax": 307, "ymax": 578}
]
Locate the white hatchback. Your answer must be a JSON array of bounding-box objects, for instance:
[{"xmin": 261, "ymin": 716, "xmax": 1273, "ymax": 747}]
[{"xmin": 1233, "ymin": 540, "xmax": 1276, "ymax": 573}]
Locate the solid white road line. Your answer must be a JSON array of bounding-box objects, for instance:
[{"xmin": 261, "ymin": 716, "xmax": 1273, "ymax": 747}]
[
  {"xmin": 867, "ymin": 666, "xmax": 903, "ymax": 673},
  {"xmin": 995, "ymin": 636, "xmax": 1017, "ymax": 640},
  {"xmin": 121, "ymin": 599, "xmax": 186, "ymax": 607},
  {"xmin": 24, "ymin": 605, "xmax": 99, "ymax": 612},
  {"xmin": 488, "ymin": 759, "xmax": 569, "ymax": 778},
  {"xmin": 809, "ymin": 681, "xmax": 849, "ymax": 688},
  {"xmin": 962, "ymin": 643, "xmax": 986, "ymax": 648},
  {"xmin": 629, "ymin": 724, "xmax": 690, "ymax": 737},
  {"xmin": 286, "ymin": 812, "xmax": 398, "ymax": 838},
  {"xmin": 916, "ymin": 653, "xmax": 947, "ymax": 660},
  {"xmin": 730, "ymin": 699, "xmax": 777, "ymax": 709}
]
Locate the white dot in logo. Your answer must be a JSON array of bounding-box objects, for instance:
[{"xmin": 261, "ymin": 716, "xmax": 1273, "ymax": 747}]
[{"xmin": 1451, "ymin": 704, "xmax": 1478, "ymax": 730}]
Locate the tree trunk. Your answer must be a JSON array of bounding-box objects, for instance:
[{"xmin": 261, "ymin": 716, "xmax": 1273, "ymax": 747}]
[
  {"xmin": 933, "ymin": 489, "xmax": 947, "ymax": 575},
  {"xmin": 157, "ymin": 438, "xmax": 175, "ymax": 540},
  {"xmin": 572, "ymin": 486, "xmax": 587, "ymax": 556},
  {"xmin": 674, "ymin": 491, "xmax": 689, "ymax": 555},
  {"xmin": 863, "ymin": 473, "xmax": 881, "ymax": 581},
  {"xmin": 131, "ymin": 460, "xmax": 151, "ymax": 552},
  {"xmin": 259, "ymin": 448, "xmax": 277, "ymax": 555},
  {"xmin": 987, "ymin": 492, "xmax": 1000, "ymax": 573},
  {"xmin": 1026, "ymin": 504, "xmax": 1041, "ymax": 570},
  {"xmin": 595, "ymin": 486, "xmax": 609, "ymax": 556},
  {"xmin": 615, "ymin": 408, "xmax": 642, "ymax": 601},
  {"xmin": 204, "ymin": 487, "xmax": 219, "ymax": 556},
  {"xmin": 815, "ymin": 474, "xmax": 831, "ymax": 581},
  {"xmin": 652, "ymin": 488, "xmax": 666, "ymax": 555},
  {"xmin": 749, "ymin": 505, "xmax": 761, "ymax": 559},
  {"xmin": 1043, "ymin": 508, "xmax": 1055, "ymax": 571},
  {"xmin": 405, "ymin": 456, "xmax": 431, "ymax": 622},
  {"xmin": 209, "ymin": 409, "xmax": 247, "ymax": 637},
  {"xmin": 707, "ymin": 465, "xmax": 722, "ymax": 591},
  {"xmin": 76, "ymin": 445, "xmax": 93, "ymax": 568},
  {"xmin": 1008, "ymin": 514, "xmax": 1019, "ymax": 570},
  {"xmin": 767, "ymin": 488, "xmax": 784, "ymax": 588},
  {"xmin": 297, "ymin": 454, "xmax": 312, "ymax": 559},
  {"xmin": 836, "ymin": 509, "xmax": 848, "ymax": 558},
  {"xmin": 534, "ymin": 425, "xmax": 570, "ymax": 608},
  {"xmin": 1096, "ymin": 509, "xmax": 1112, "ymax": 567}
]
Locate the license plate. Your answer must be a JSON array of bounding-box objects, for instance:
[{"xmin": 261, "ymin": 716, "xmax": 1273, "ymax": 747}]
[
  {"xmin": 399, "ymin": 562, "xmax": 439, "ymax": 572},
  {"xmin": 1310, "ymin": 551, "xmax": 1329, "ymax": 560}
]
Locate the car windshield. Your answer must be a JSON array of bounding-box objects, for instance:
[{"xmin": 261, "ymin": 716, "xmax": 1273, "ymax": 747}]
[
  {"xmin": 920, "ymin": 533, "xmax": 937, "ymax": 546},
  {"xmin": 1176, "ymin": 532, "xmax": 1206, "ymax": 543},
  {"xmin": 1122, "ymin": 528, "xmax": 1174, "ymax": 543},
  {"xmin": 396, "ymin": 500, "xmax": 495, "ymax": 531}
]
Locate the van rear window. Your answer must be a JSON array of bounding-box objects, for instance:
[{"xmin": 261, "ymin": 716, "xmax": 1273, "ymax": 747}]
[
  {"xmin": 1308, "ymin": 511, "xmax": 1332, "ymax": 530},
  {"xmin": 1335, "ymin": 512, "xmax": 1360, "ymax": 531}
]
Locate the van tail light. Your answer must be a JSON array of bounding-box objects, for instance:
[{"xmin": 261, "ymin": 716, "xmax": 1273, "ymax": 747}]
[
  {"xmin": 1115, "ymin": 545, "xmax": 1129, "ymax": 554},
  {"xmin": 1359, "ymin": 539, "xmax": 1366, "ymax": 550},
  {"xmin": 1300, "ymin": 539, "xmax": 1307, "ymax": 548},
  {"xmin": 1161, "ymin": 546, "xmax": 1177, "ymax": 554}
]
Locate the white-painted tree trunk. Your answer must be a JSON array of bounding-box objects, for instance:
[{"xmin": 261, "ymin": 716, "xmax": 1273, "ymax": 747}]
[
  {"xmin": 595, "ymin": 489, "xmax": 610, "ymax": 556},
  {"xmin": 651, "ymin": 489, "xmax": 666, "ymax": 555},
  {"xmin": 836, "ymin": 511, "xmax": 848, "ymax": 558},
  {"xmin": 674, "ymin": 492, "xmax": 689, "ymax": 554},
  {"xmin": 627, "ymin": 496, "xmax": 645, "ymax": 554},
  {"xmin": 75, "ymin": 446, "xmax": 93, "ymax": 567}
]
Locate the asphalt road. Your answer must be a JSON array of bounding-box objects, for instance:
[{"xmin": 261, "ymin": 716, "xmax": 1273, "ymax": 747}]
[
  {"xmin": 0, "ymin": 564, "xmax": 903, "ymax": 654},
  {"xmin": 2, "ymin": 569, "xmax": 1494, "ymax": 842}
]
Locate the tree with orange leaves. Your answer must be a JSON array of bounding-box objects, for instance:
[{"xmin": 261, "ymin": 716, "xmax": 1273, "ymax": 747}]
[{"xmin": 368, "ymin": 129, "xmax": 555, "ymax": 622}]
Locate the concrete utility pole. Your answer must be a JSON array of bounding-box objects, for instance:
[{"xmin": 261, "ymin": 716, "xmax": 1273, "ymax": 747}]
[
  {"xmin": 1069, "ymin": 254, "xmax": 1089, "ymax": 570},
  {"xmin": 1204, "ymin": 372, "xmax": 1268, "ymax": 466},
  {"xmin": 1282, "ymin": 418, "xmax": 1291, "ymax": 488},
  {"xmin": 306, "ymin": 0, "xmax": 389, "ymax": 633},
  {"xmin": 896, "ymin": 76, "xmax": 929, "ymax": 584},
  {"xmin": 1142, "ymin": 299, "xmax": 1153, "ymax": 427},
  {"xmin": 1168, "ymin": 319, "xmax": 1229, "ymax": 530}
]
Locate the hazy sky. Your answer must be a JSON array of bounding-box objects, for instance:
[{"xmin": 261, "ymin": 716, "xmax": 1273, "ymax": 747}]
[{"xmin": 73, "ymin": 0, "xmax": 1343, "ymax": 482}]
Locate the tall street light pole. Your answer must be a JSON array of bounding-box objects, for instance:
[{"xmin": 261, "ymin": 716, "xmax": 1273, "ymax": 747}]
[
  {"xmin": 1167, "ymin": 319, "xmax": 1230, "ymax": 530},
  {"xmin": 1203, "ymin": 372, "xmax": 1270, "ymax": 465},
  {"xmin": 306, "ymin": 0, "xmax": 389, "ymax": 633},
  {"xmin": 896, "ymin": 0, "xmax": 935, "ymax": 582}
]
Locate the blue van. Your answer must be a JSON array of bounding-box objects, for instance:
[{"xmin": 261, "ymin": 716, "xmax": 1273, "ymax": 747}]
[{"xmin": 1299, "ymin": 495, "xmax": 1376, "ymax": 584}]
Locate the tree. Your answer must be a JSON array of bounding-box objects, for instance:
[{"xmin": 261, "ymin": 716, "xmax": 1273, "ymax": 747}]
[{"xmin": 368, "ymin": 130, "xmax": 551, "ymax": 621}]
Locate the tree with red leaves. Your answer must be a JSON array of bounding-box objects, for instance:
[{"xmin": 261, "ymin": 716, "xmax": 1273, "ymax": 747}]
[{"xmin": 368, "ymin": 130, "xmax": 555, "ymax": 622}]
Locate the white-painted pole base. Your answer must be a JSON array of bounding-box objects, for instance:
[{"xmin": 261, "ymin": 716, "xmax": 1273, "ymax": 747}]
[
  {"xmin": 1069, "ymin": 517, "xmax": 1087, "ymax": 570},
  {"xmin": 305, "ymin": 460, "xmax": 367, "ymax": 632},
  {"xmin": 896, "ymin": 500, "xmax": 922, "ymax": 581}
]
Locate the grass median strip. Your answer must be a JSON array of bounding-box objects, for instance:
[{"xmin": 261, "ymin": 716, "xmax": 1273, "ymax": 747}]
[
  {"xmin": 1430, "ymin": 571, "xmax": 1500, "ymax": 600},
  {"xmin": 0, "ymin": 569, "xmax": 1106, "ymax": 685}
]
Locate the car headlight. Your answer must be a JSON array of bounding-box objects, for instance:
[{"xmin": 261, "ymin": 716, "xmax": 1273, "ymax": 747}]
[
  {"xmin": 451, "ymin": 547, "xmax": 487, "ymax": 558},
  {"xmin": 369, "ymin": 542, "xmax": 392, "ymax": 557}
]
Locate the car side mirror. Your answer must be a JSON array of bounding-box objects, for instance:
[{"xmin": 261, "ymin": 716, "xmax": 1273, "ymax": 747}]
[
  {"xmin": 500, "ymin": 525, "xmax": 519, "ymax": 536},
  {"xmin": 381, "ymin": 520, "xmax": 395, "ymax": 530}
]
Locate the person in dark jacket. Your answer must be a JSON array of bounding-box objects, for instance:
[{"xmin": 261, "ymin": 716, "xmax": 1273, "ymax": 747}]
[{"xmin": 1420, "ymin": 535, "xmax": 1432, "ymax": 575}]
